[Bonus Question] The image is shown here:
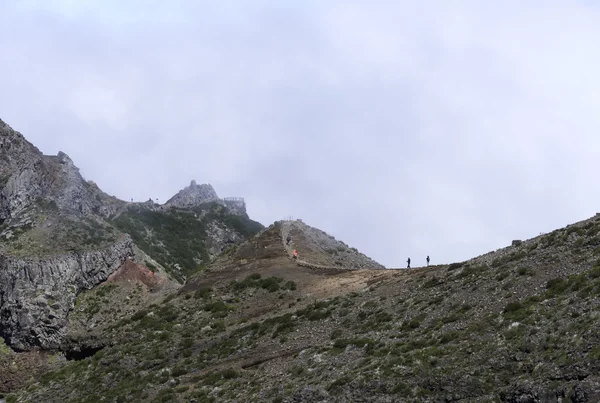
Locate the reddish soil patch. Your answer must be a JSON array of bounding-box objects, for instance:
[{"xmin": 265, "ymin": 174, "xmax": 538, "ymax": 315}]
[{"xmin": 106, "ymin": 259, "xmax": 166, "ymax": 289}]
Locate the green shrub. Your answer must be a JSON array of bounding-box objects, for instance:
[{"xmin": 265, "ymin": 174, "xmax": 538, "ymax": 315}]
[
  {"xmin": 330, "ymin": 329, "xmax": 343, "ymax": 340},
  {"xmin": 222, "ymin": 368, "xmax": 239, "ymax": 379},
  {"xmin": 503, "ymin": 299, "xmax": 534, "ymax": 321},
  {"xmin": 290, "ymin": 365, "xmax": 306, "ymax": 377},
  {"xmin": 589, "ymin": 266, "xmax": 600, "ymax": 279},
  {"xmin": 333, "ymin": 338, "xmax": 375, "ymax": 349},
  {"xmin": 203, "ymin": 301, "xmax": 235, "ymax": 317},
  {"xmin": 194, "ymin": 287, "xmax": 213, "ymax": 300},
  {"xmin": 283, "ymin": 281, "xmax": 297, "ymax": 290},
  {"xmin": 232, "ymin": 275, "xmax": 284, "ymax": 293},
  {"xmin": 260, "ymin": 277, "xmax": 283, "ymax": 292},
  {"xmin": 171, "ymin": 366, "xmax": 189, "ymax": 377},
  {"xmin": 328, "ymin": 375, "xmax": 352, "ymax": 391},
  {"xmin": 504, "ymin": 302, "xmax": 522, "ymax": 313},
  {"xmin": 448, "ymin": 262, "xmax": 464, "ymax": 271},
  {"xmin": 439, "ymin": 331, "xmax": 459, "ymax": 344},
  {"xmin": 308, "ymin": 309, "xmax": 331, "ymax": 321},
  {"xmin": 423, "ymin": 277, "xmax": 442, "ymax": 288},
  {"xmin": 454, "ymin": 265, "xmax": 486, "ymax": 279},
  {"xmin": 546, "ymin": 278, "xmax": 569, "ymax": 296},
  {"xmin": 403, "ymin": 320, "xmax": 421, "ymax": 330}
]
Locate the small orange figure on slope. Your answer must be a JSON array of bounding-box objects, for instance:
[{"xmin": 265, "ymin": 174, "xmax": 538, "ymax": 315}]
[{"xmin": 293, "ymin": 250, "xmax": 298, "ymax": 260}]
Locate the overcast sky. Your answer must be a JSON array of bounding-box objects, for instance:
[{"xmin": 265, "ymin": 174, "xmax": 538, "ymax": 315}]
[{"xmin": 2, "ymin": 1, "xmax": 600, "ymax": 268}]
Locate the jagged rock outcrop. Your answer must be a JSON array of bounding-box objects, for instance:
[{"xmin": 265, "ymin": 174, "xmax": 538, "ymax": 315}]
[
  {"xmin": 204, "ymin": 220, "xmax": 246, "ymax": 257},
  {"xmin": 165, "ymin": 180, "xmax": 220, "ymax": 208},
  {"xmin": 0, "ymin": 236, "xmax": 134, "ymax": 350},
  {"xmin": 164, "ymin": 180, "xmax": 247, "ymax": 215},
  {"xmin": 0, "ymin": 120, "xmax": 123, "ymax": 224}
]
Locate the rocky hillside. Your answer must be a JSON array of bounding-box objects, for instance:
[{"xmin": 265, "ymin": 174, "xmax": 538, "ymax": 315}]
[
  {"xmin": 0, "ymin": 120, "xmax": 134, "ymax": 351},
  {"xmin": 0, "ymin": 119, "xmax": 263, "ymax": 355},
  {"xmin": 8, "ymin": 214, "xmax": 600, "ymax": 402},
  {"xmin": 282, "ymin": 220, "xmax": 385, "ymax": 269}
]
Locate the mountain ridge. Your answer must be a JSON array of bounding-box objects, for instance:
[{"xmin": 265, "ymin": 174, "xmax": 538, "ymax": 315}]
[{"xmin": 0, "ymin": 119, "xmax": 265, "ymax": 352}]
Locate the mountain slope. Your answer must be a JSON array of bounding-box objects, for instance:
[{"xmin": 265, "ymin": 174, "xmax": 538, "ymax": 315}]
[
  {"xmin": 0, "ymin": 119, "xmax": 263, "ymax": 353},
  {"xmin": 11, "ymin": 214, "xmax": 600, "ymax": 402},
  {"xmin": 111, "ymin": 202, "xmax": 264, "ymax": 282}
]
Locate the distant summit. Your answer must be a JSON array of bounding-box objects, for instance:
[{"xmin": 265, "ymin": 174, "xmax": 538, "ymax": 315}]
[
  {"xmin": 165, "ymin": 180, "xmax": 220, "ymax": 208},
  {"xmin": 165, "ymin": 180, "xmax": 247, "ymax": 215}
]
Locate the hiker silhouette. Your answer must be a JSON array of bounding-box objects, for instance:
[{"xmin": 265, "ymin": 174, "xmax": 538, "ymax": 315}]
[
  {"xmin": 426, "ymin": 256, "xmax": 430, "ymax": 266},
  {"xmin": 407, "ymin": 257, "xmax": 411, "ymax": 269}
]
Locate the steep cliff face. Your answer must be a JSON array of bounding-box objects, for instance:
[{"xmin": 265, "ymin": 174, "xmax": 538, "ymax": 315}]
[
  {"xmin": 0, "ymin": 120, "xmax": 123, "ymax": 225},
  {"xmin": 0, "ymin": 236, "xmax": 134, "ymax": 351}
]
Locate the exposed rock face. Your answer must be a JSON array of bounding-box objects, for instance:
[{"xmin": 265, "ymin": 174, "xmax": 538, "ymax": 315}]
[
  {"xmin": 0, "ymin": 236, "xmax": 134, "ymax": 350},
  {"xmin": 204, "ymin": 220, "xmax": 246, "ymax": 258},
  {"xmin": 0, "ymin": 120, "xmax": 123, "ymax": 223},
  {"xmin": 165, "ymin": 180, "xmax": 220, "ymax": 208},
  {"xmin": 164, "ymin": 180, "xmax": 247, "ymax": 215}
]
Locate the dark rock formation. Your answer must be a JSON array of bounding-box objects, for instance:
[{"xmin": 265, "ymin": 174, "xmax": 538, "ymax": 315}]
[{"xmin": 0, "ymin": 236, "xmax": 134, "ymax": 350}]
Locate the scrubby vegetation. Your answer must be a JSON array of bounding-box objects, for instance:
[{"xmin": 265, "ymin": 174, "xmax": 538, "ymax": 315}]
[{"xmin": 112, "ymin": 203, "xmax": 263, "ymax": 281}]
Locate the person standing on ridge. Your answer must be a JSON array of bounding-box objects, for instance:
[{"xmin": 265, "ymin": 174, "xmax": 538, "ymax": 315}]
[
  {"xmin": 426, "ymin": 256, "xmax": 430, "ymax": 266},
  {"xmin": 286, "ymin": 234, "xmax": 292, "ymax": 246},
  {"xmin": 293, "ymin": 249, "xmax": 298, "ymax": 260},
  {"xmin": 407, "ymin": 257, "xmax": 411, "ymax": 269}
]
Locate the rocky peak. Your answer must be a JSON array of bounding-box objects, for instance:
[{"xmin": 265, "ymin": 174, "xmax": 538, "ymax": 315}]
[
  {"xmin": 165, "ymin": 180, "xmax": 220, "ymax": 208},
  {"xmin": 0, "ymin": 120, "xmax": 124, "ymax": 222},
  {"xmin": 0, "ymin": 119, "xmax": 42, "ymax": 173},
  {"xmin": 57, "ymin": 151, "xmax": 73, "ymax": 165}
]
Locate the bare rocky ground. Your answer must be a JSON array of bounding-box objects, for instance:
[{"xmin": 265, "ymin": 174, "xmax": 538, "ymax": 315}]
[{"xmin": 5, "ymin": 216, "xmax": 600, "ymax": 402}]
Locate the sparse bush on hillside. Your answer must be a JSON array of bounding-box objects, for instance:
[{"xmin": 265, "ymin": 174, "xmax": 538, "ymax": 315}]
[
  {"xmin": 203, "ymin": 301, "xmax": 235, "ymax": 318},
  {"xmin": 194, "ymin": 287, "xmax": 213, "ymax": 300},
  {"xmin": 282, "ymin": 281, "xmax": 297, "ymax": 291},
  {"xmin": 231, "ymin": 275, "xmax": 287, "ymax": 293},
  {"xmin": 145, "ymin": 261, "xmax": 157, "ymax": 272},
  {"xmin": 454, "ymin": 265, "xmax": 486, "ymax": 280},
  {"xmin": 423, "ymin": 277, "xmax": 442, "ymax": 288},
  {"xmin": 447, "ymin": 262, "xmax": 464, "ymax": 271},
  {"xmin": 546, "ymin": 278, "xmax": 569, "ymax": 296}
]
